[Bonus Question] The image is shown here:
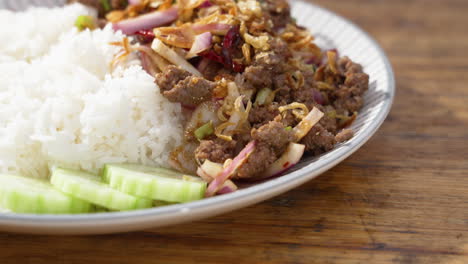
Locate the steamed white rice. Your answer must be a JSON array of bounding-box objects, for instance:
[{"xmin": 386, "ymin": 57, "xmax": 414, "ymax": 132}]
[{"xmin": 0, "ymin": 4, "xmax": 185, "ymax": 178}]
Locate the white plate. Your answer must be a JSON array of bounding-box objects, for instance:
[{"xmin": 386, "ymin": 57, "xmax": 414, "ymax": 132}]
[{"xmin": 0, "ymin": 0, "xmax": 395, "ymax": 234}]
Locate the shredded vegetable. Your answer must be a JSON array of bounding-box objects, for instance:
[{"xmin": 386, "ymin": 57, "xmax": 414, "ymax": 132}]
[
  {"xmin": 94, "ymin": 0, "xmax": 367, "ymax": 197},
  {"xmin": 151, "ymin": 38, "xmax": 202, "ymax": 75},
  {"xmin": 254, "ymin": 88, "xmax": 272, "ymax": 106},
  {"xmin": 261, "ymin": 143, "xmax": 306, "ymax": 179},
  {"xmin": 205, "ymin": 140, "xmax": 256, "ymax": 197},
  {"xmin": 197, "ymin": 160, "xmax": 238, "ymax": 195},
  {"xmin": 293, "ymin": 107, "xmax": 324, "ymax": 141},
  {"xmin": 279, "ymin": 102, "xmax": 310, "ymax": 119}
]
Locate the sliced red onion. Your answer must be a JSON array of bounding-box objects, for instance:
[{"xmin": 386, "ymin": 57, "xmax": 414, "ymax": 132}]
[
  {"xmin": 293, "ymin": 107, "xmax": 324, "ymax": 141},
  {"xmin": 218, "ymin": 180, "xmax": 238, "ymax": 194},
  {"xmin": 262, "ymin": 143, "xmax": 305, "ymax": 179},
  {"xmin": 305, "ymin": 56, "xmax": 320, "ymax": 65},
  {"xmin": 193, "ymin": 23, "xmax": 231, "ymax": 35},
  {"xmin": 128, "ymin": 0, "xmax": 141, "ymax": 5},
  {"xmin": 188, "ymin": 32, "xmax": 212, "ymax": 57},
  {"xmin": 199, "ymin": 0, "xmax": 213, "ymax": 8},
  {"xmin": 113, "ymin": 7, "xmax": 178, "ymax": 35},
  {"xmin": 313, "ymin": 89, "xmax": 325, "ymax": 105},
  {"xmin": 205, "ymin": 141, "xmax": 256, "ymax": 197},
  {"xmin": 197, "ymin": 161, "xmax": 239, "ymax": 195}
]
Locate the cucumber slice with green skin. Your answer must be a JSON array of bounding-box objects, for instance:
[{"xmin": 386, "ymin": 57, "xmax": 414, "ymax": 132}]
[
  {"xmin": 0, "ymin": 174, "xmax": 92, "ymax": 214},
  {"xmin": 51, "ymin": 168, "xmax": 153, "ymax": 211},
  {"xmin": 103, "ymin": 164, "xmax": 207, "ymax": 203}
]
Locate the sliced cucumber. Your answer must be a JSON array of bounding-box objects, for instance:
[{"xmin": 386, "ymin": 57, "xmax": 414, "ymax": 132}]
[
  {"xmin": 0, "ymin": 174, "xmax": 92, "ymax": 214},
  {"xmin": 103, "ymin": 164, "xmax": 207, "ymax": 203},
  {"xmin": 51, "ymin": 168, "xmax": 152, "ymax": 211},
  {"xmin": 0, "ymin": 206, "xmax": 11, "ymax": 213}
]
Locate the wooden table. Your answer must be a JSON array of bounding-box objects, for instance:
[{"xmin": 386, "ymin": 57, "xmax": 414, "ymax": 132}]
[{"xmin": 1, "ymin": 0, "xmax": 468, "ymax": 263}]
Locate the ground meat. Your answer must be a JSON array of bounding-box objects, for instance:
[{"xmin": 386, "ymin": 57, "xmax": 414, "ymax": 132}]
[
  {"xmin": 243, "ymin": 65, "xmax": 272, "ymax": 88},
  {"xmin": 332, "ymin": 57, "xmax": 369, "ymax": 114},
  {"xmin": 249, "ymin": 103, "xmax": 280, "ymax": 128},
  {"xmin": 156, "ymin": 66, "xmax": 215, "ymax": 106},
  {"xmin": 319, "ymin": 114, "xmax": 338, "ymax": 134},
  {"xmin": 345, "ymin": 73, "xmax": 369, "ymax": 94},
  {"xmin": 155, "ymin": 66, "xmax": 191, "ymax": 92},
  {"xmin": 163, "ymin": 76, "xmax": 215, "ymax": 106},
  {"xmin": 261, "ymin": 0, "xmax": 292, "ymax": 30},
  {"xmin": 252, "ymin": 121, "xmax": 293, "ymax": 152},
  {"xmin": 249, "ymin": 102, "xmax": 298, "ymax": 128},
  {"xmin": 333, "ymin": 92, "xmax": 365, "ymax": 114},
  {"xmin": 291, "ymin": 86, "xmax": 321, "ymax": 108},
  {"xmin": 255, "ymin": 52, "xmax": 283, "ymax": 71},
  {"xmin": 340, "ymin": 57, "xmax": 369, "ymax": 97},
  {"xmin": 235, "ymin": 143, "xmax": 276, "ymax": 179},
  {"xmin": 270, "ymin": 38, "xmax": 292, "ymax": 59},
  {"xmin": 200, "ymin": 61, "xmax": 223, "ymax": 81},
  {"xmin": 339, "ymin": 57, "xmax": 363, "ymax": 75},
  {"xmin": 243, "ymin": 51, "xmax": 285, "ymax": 90},
  {"xmin": 274, "ymin": 111, "xmax": 297, "ymax": 127},
  {"xmin": 273, "ymin": 74, "xmax": 289, "ymax": 92},
  {"xmin": 301, "ymin": 124, "xmax": 336, "ymax": 155},
  {"xmin": 195, "ymin": 139, "xmax": 237, "ymax": 164},
  {"xmin": 110, "ymin": 0, "xmax": 127, "ymax": 10},
  {"xmin": 335, "ymin": 129, "xmax": 354, "ymax": 143},
  {"xmin": 235, "ymin": 121, "xmax": 293, "ymax": 179}
]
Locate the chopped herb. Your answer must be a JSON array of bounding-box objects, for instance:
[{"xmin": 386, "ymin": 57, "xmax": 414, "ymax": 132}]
[
  {"xmin": 75, "ymin": 15, "xmax": 96, "ymax": 31},
  {"xmin": 99, "ymin": 0, "xmax": 111, "ymax": 12},
  {"xmin": 195, "ymin": 121, "xmax": 214, "ymax": 140},
  {"xmin": 285, "ymin": 126, "xmax": 293, "ymax": 131},
  {"xmin": 255, "ymin": 88, "xmax": 272, "ymax": 106}
]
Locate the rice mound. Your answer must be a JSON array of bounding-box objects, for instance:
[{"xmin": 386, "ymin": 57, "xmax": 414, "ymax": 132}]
[{"xmin": 0, "ymin": 4, "xmax": 184, "ymax": 178}]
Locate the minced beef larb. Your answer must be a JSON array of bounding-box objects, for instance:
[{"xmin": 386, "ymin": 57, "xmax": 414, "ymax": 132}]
[{"xmin": 73, "ymin": 0, "xmax": 369, "ymax": 196}]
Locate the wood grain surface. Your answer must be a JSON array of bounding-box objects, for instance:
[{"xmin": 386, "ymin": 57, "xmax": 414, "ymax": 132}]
[{"xmin": 1, "ymin": 0, "xmax": 468, "ymax": 263}]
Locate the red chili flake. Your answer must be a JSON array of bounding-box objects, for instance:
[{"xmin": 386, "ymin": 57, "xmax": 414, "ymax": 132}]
[
  {"xmin": 232, "ymin": 62, "xmax": 245, "ymax": 73},
  {"xmin": 201, "ymin": 50, "xmax": 224, "ymax": 65},
  {"xmin": 222, "ymin": 26, "xmax": 245, "ymax": 73},
  {"xmin": 134, "ymin": 30, "xmax": 155, "ymax": 44},
  {"xmin": 283, "ymin": 162, "xmax": 290, "ymax": 169},
  {"xmin": 223, "ymin": 26, "xmax": 241, "ymax": 51},
  {"xmin": 200, "ymin": 26, "xmax": 245, "ymax": 73}
]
